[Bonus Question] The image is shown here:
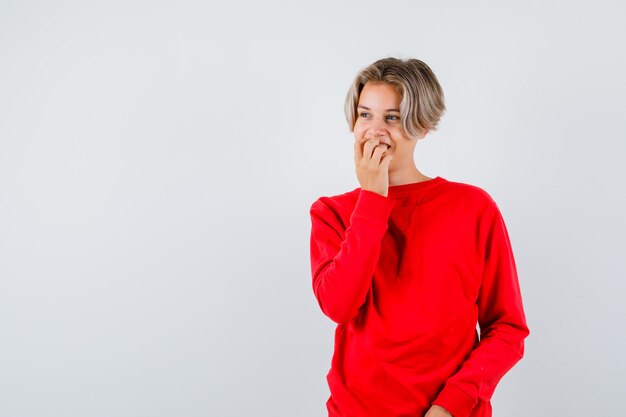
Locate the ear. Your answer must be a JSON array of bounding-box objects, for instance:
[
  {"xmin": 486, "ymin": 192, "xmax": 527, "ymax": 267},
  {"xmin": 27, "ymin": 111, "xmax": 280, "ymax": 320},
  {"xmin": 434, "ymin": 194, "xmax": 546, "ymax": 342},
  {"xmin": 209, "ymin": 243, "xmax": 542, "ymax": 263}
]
[{"xmin": 414, "ymin": 129, "xmax": 429, "ymax": 141}]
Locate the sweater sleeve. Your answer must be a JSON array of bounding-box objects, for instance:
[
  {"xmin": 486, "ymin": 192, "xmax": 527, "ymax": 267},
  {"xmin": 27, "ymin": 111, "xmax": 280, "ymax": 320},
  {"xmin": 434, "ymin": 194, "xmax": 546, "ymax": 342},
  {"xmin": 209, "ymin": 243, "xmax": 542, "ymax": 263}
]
[
  {"xmin": 309, "ymin": 189, "xmax": 396, "ymax": 324},
  {"xmin": 431, "ymin": 200, "xmax": 530, "ymax": 417}
]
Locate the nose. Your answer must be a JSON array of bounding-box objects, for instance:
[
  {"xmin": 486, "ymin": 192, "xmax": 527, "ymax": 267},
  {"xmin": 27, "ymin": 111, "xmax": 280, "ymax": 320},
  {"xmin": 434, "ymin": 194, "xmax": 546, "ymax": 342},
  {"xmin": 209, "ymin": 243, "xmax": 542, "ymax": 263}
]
[
  {"xmin": 367, "ymin": 117, "xmax": 389, "ymax": 138},
  {"xmin": 368, "ymin": 126, "xmax": 388, "ymax": 138}
]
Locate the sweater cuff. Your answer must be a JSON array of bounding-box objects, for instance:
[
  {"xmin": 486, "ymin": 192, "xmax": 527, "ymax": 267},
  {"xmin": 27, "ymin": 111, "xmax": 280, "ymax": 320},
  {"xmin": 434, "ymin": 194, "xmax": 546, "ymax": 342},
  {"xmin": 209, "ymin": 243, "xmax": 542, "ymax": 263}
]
[
  {"xmin": 351, "ymin": 189, "xmax": 396, "ymax": 224},
  {"xmin": 432, "ymin": 382, "xmax": 477, "ymax": 417}
]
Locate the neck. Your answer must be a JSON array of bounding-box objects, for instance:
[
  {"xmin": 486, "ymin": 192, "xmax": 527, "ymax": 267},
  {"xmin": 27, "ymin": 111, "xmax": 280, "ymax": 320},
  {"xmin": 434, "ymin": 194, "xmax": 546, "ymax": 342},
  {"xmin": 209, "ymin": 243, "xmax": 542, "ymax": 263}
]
[{"xmin": 388, "ymin": 162, "xmax": 431, "ymax": 186}]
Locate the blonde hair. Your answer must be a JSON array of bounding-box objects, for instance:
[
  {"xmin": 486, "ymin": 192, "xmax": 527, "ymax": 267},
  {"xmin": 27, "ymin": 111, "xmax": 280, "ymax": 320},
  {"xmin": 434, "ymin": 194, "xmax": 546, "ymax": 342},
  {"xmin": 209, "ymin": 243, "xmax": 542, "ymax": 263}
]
[{"xmin": 344, "ymin": 57, "xmax": 446, "ymax": 139}]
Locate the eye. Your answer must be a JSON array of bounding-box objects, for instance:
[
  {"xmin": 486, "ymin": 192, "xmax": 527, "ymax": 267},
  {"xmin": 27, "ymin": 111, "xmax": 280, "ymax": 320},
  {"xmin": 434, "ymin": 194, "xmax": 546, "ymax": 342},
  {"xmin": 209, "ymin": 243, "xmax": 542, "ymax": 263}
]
[{"xmin": 357, "ymin": 112, "xmax": 399, "ymax": 121}]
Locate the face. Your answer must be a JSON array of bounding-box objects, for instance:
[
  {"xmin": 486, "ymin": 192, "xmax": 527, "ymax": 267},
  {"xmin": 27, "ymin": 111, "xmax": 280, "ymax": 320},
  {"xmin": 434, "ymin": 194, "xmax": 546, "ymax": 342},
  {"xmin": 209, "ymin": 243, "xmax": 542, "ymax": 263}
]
[{"xmin": 354, "ymin": 82, "xmax": 426, "ymax": 165}]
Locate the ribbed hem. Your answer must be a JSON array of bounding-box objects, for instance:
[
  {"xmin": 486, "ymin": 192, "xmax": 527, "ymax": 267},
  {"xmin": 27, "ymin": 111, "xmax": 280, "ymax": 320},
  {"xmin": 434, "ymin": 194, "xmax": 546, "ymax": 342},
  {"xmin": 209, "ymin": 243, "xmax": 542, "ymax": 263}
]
[
  {"xmin": 432, "ymin": 382, "xmax": 477, "ymax": 417},
  {"xmin": 387, "ymin": 175, "xmax": 445, "ymax": 196}
]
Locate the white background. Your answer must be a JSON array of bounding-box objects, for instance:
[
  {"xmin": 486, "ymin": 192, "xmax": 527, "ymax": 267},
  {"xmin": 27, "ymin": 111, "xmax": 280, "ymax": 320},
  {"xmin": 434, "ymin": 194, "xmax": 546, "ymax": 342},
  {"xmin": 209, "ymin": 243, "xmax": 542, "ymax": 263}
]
[{"xmin": 1, "ymin": 1, "xmax": 625, "ymax": 416}]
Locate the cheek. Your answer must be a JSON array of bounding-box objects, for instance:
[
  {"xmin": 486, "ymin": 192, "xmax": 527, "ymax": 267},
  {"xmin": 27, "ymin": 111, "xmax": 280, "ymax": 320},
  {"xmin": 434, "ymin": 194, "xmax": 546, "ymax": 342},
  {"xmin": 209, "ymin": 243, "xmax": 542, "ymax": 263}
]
[
  {"xmin": 392, "ymin": 129, "xmax": 410, "ymax": 141},
  {"xmin": 353, "ymin": 123, "xmax": 366, "ymax": 137}
]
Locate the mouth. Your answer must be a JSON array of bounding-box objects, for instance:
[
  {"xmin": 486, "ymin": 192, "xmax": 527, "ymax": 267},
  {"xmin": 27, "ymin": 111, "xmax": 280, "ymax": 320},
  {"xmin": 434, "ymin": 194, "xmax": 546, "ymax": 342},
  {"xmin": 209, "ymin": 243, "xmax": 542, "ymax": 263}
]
[
  {"xmin": 361, "ymin": 137, "xmax": 392, "ymax": 150},
  {"xmin": 378, "ymin": 138, "xmax": 392, "ymax": 148}
]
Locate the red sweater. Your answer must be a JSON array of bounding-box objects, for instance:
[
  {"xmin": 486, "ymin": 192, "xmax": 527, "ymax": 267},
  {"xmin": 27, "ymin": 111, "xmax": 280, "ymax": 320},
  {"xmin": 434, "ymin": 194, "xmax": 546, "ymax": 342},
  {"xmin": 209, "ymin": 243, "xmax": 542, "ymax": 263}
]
[{"xmin": 309, "ymin": 176, "xmax": 530, "ymax": 417}]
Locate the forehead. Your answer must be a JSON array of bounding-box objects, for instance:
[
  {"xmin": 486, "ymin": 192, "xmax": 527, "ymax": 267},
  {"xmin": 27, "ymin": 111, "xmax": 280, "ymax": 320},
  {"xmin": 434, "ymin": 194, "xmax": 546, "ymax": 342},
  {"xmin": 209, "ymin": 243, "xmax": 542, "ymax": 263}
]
[{"xmin": 358, "ymin": 82, "xmax": 401, "ymax": 107}]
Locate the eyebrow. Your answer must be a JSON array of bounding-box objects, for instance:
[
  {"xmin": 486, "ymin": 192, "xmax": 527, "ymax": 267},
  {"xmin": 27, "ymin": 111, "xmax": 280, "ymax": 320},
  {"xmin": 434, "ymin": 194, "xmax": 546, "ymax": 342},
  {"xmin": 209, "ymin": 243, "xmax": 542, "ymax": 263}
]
[{"xmin": 357, "ymin": 105, "xmax": 400, "ymax": 112}]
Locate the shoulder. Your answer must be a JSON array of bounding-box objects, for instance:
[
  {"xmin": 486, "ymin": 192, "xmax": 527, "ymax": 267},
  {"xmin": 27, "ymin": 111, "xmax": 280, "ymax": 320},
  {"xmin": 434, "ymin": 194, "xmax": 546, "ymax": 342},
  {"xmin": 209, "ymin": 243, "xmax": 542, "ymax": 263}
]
[
  {"xmin": 441, "ymin": 177, "xmax": 498, "ymax": 210},
  {"xmin": 309, "ymin": 187, "xmax": 360, "ymax": 213},
  {"xmin": 309, "ymin": 188, "xmax": 361, "ymax": 232}
]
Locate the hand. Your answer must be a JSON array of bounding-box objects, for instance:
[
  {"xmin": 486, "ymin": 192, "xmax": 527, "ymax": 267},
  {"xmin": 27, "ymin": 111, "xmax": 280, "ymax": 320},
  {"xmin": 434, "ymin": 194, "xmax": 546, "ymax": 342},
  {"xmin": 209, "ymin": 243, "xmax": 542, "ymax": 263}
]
[
  {"xmin": 424, "ymin": 404, "xmax": 454, "ymax": 417},
  {"xmin": 354, "ymin": 136, "xmax": 393, "ymax": 197}
]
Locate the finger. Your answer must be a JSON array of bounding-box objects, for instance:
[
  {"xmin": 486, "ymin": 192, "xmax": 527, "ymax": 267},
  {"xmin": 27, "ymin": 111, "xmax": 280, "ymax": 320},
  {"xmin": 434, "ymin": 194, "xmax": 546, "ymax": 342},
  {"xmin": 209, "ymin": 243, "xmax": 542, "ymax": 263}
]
[
  {"xmin": 363, "ymin": 137, "xmax": 384, "ymax": 159},
  {"xmin": 368, "ymin": 137, "xmax": 389, "ymax": 153},
  {"xmin": 355, "ymin": 136, "xmax": 374, "ymax": 161},
  {"xmin": 354, "ymin": 136, "xmax": 367, "ymax": 161},
  {"xmin": 381, "ymin": 152, "xmax": 394, "ymax": 166},
  {"xmin": 368, "ymin": 143, "xmax": 388, "ymax": 165}
]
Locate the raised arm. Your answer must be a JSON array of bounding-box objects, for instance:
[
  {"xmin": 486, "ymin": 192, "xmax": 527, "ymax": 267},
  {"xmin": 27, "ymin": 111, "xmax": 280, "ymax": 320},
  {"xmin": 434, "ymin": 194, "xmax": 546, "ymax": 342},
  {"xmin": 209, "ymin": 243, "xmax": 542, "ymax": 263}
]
[
  {"xmin": 432, "ymin": 200, "xmax": 531, "ymax": 417},
  {"xmin": 309, "ymin": 189, "xmax": 395, "ymax": 324}
]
